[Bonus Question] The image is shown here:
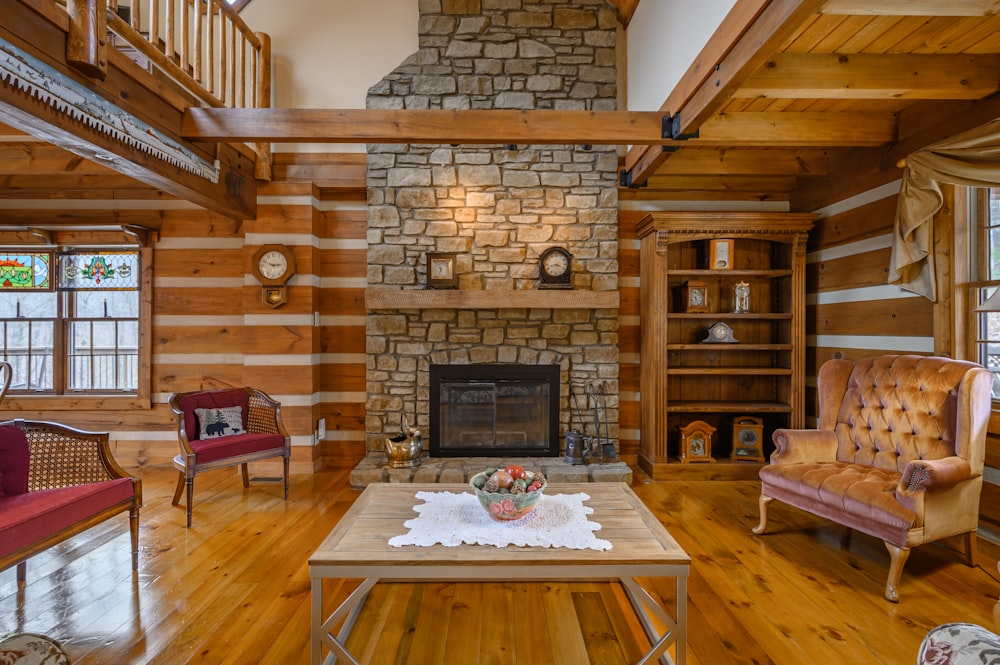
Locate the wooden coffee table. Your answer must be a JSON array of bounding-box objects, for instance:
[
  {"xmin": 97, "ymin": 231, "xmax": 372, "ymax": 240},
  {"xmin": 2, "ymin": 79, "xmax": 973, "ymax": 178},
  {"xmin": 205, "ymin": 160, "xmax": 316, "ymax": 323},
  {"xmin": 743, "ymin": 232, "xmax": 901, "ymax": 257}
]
[{"xmin": 309, "ymin": 482, "xmax": 690, "ymax": 665}]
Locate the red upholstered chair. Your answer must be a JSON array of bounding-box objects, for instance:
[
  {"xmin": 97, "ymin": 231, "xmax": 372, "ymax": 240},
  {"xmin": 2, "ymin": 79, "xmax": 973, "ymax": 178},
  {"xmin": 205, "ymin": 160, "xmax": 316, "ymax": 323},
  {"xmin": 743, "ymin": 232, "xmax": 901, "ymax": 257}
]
[{"xmin": 168, "ymin": 387, "xmax": 290, "ymax": 527}]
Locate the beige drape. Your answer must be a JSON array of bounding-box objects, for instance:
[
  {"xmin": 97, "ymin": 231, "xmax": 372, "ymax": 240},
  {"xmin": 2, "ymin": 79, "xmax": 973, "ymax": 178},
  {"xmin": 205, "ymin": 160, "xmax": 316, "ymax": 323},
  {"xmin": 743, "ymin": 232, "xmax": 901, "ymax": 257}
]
[{"xmin": 890, "ymin": 117, "xmax": 1000, "ymax": 301}]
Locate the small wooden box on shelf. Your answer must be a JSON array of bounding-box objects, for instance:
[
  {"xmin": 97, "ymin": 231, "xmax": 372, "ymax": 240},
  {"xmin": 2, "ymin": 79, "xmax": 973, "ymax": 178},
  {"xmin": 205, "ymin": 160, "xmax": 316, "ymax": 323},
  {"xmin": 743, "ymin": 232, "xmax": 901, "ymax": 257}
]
[{"xmin": 636, "ymin": 212, "xmax": 815, "ymax": 480}]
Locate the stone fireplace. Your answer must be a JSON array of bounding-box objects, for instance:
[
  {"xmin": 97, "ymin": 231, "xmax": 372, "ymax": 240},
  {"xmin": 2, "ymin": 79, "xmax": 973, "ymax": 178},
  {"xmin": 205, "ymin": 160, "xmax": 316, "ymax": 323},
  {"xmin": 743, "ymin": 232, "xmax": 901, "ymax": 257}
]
[{"xmin": 363, "ymin": 0, "xmax": 620, "ymax": 469}]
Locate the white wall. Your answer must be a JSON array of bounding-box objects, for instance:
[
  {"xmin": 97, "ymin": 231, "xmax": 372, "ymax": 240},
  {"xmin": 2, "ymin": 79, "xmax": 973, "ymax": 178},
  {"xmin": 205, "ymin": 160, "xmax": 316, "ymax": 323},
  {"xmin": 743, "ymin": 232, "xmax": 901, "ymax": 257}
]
[
  {"xmin": 241, "ymin": 0, "xmax": 418, "ymax": 151},
  {"xmin": 626, "ymin": 0, "xmax": 736, "ymax": 112}
]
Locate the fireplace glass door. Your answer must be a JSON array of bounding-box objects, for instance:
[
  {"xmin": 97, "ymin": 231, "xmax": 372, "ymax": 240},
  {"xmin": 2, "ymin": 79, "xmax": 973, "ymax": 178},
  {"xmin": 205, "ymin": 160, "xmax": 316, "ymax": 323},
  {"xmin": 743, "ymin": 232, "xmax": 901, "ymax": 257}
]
[{"xmin": 430, "ymin": 364, "xmax": 559, "ymax": 457}]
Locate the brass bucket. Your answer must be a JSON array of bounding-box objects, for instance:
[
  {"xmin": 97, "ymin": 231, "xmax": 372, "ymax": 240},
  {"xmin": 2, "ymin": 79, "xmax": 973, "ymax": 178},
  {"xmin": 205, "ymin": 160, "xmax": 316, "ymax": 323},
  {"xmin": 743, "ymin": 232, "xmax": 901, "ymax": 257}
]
[{"xmin": 385, "ymin": 432, "xmax": 423, "ymax": 468}]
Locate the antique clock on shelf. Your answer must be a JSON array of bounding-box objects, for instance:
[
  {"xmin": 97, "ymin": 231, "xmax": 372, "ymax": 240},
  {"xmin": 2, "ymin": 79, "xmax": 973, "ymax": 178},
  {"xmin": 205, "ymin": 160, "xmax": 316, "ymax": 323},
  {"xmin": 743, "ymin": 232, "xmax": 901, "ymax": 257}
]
[
  {"xmin": 702, "ymin": 321, "xmax": 738, "ymax": 343},
  {"xmin": 678, "ymin": 420, "xmax": 716, "ymax": 463},
  {"xmin": 538, "ymin": 246, "xmax": 573, "ymax": 289},
  {"xmin": 251, "ymin": 244, "xmax": 295, "ymax": 308},
  {"xmin": 731, "ymin": 416, "xmax": 765, "ymax": 462},
  {"xmin": 680, "ymin": 280, "xmax": 709, "ymax": 313}
]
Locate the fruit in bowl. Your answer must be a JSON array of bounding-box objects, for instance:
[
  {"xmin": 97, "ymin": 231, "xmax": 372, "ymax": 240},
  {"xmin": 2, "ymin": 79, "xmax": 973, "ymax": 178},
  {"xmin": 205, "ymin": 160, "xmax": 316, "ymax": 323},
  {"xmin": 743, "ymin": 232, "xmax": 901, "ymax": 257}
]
[{"xmin": 470, "ymin": 464, "xmax": 547, "ymax": 521}]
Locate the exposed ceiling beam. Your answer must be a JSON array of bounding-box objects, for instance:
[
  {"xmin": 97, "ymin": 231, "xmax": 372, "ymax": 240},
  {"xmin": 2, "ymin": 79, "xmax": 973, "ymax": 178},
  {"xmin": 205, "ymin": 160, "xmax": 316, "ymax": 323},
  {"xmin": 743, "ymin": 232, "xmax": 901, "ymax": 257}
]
[
  {"xmin": 180, "ymin": 108, "xmax": 894, "ymax": 148},
  {"xmin": 738, "ymin": 53, "xmax": 1000, "ymax": 100},
  {"xmin": 676, "ymin": 112, "xmax": 896, "ymax": 147},
  {"xmin": 607, "ymin": 0, "xmax": 641, "ymax": 27},
  {"xmin": 623, "ymin": 0, "xmax": 826, "ymax": 187},
  {"xmin": 650, "ymin": 148, "xmax": 830, "ymax": 176},
  {"xmin": 820, "ymin": 0, "xmax": 1000, "ymax": 15},
  {"xmin": 182, "ymin": 108, "xmax": 667, "ymax": 144}
]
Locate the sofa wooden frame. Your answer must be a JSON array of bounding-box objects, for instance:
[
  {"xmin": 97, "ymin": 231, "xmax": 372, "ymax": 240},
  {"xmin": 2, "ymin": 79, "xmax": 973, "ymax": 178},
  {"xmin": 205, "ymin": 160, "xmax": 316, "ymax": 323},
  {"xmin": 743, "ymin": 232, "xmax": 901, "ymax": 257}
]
[{"xmin": 0, "ymin": 418, "xmax": 142, "ymax": 585}]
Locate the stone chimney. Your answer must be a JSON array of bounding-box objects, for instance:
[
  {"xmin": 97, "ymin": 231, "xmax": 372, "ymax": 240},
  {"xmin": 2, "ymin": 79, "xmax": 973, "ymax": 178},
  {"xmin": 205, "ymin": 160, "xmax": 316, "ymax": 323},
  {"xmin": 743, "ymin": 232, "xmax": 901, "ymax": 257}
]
[{"xmin": 365, "ymin": 0, "xmax": 620, "ymax": 460}]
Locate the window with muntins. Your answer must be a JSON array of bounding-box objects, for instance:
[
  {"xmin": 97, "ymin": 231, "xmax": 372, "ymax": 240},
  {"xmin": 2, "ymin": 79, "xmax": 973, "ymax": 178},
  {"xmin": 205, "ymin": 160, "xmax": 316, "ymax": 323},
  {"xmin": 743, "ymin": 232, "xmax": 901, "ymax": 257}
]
[
  {"xmin": 0, "ymin": 249, "xmax": 140, "ymax": 395},
  {"xmin": 972, "ymin": 189, "xmax": 1000, "ymax": 400}
]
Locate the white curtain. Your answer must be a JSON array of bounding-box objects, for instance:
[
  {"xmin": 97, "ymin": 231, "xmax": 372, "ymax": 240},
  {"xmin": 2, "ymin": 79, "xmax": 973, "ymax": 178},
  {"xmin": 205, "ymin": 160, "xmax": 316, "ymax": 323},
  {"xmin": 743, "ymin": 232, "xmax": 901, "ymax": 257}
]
[{"xmin": 890, "ymin": 117, "xmax": 1000, "ymax": 301}]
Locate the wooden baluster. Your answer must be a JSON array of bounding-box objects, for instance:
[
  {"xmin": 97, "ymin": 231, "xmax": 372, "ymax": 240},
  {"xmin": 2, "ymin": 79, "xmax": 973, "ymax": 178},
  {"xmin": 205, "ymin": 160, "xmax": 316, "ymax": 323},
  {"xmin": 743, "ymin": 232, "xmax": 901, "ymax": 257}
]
[
  {"xmin": 164, "ymin": 0, "xmax": 174, "ymax": 63},
  {"xmin": 228, "ymin": 20, "xmax": 236, "ymax": 107},
  {"xmin": 206, "ymin": 3, "xmax": 214, "ymax": 96},
  {"xmin": 218, "ymin": 12, "xmax": 226, "ymax": 104},
  {"xmin": 179, "ymin": 0, "xmax": 189, "ymax": 74},
  {"xmin": 130, "ymin": 0, "xmax": 140, "ymax": 31},
  {"xmin": 192, "ymin": 0, "xmax": 202, "ymax": 86},
  {"xmin": 149, "ymin": 0, "xmax": 158, "ymax": 52}
]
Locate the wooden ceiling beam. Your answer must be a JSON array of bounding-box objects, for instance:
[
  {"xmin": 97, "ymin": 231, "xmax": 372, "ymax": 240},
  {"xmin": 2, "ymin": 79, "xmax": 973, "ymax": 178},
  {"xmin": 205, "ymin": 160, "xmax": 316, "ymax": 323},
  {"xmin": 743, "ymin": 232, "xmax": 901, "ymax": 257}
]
[
  {"xmin": 738, "ymin": 53, "xmax": 1000, "ymax": 100},
  {"xmin": 820, "ymin": 0, "xmax": 1000, "ymax": 16},
  {"xmin": 607, "ymin": 0, "xmax": 641, "ymax": 27},
  {"xmin": 0, "ymin": 143, "xmax": 125, "ymax": 175},
  {"xmin": 623, "ymin": 0, "xmax": 826, "ymax": 187},
  {"xmin": 650, "ymin": 148, "xmax": 830, "ymax": 175},
  {"xmin": 181, "ymin": 109, "xmax": 890, "ymax": 147},
  {"xmin": 182, "ymin": 108, "xmax": 667, "ymax": 145},
  {"xmin": 687, "ymin": 112, "xmax": 896, "ymax": 146}
]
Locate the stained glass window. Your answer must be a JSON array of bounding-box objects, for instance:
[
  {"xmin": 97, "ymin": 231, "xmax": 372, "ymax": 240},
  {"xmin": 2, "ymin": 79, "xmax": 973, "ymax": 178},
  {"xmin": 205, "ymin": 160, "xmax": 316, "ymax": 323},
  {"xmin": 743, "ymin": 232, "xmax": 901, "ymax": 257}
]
[
  {"xmin": 0, "ymin": 252, "xmax": 52, "ymax": 290},
  {"xmin": 58, "ymin": 251, "xmax": 139, "ymax": 290}
]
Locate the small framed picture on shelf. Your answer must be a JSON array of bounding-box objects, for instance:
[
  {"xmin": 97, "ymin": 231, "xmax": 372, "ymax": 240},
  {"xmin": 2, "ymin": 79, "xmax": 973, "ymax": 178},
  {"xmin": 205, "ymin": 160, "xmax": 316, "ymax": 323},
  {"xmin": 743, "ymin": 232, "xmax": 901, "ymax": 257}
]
[
  {"xmin": 426, "ymin": 253, "xmax": 458, "ymax": 289},
  {"xmin": 709, "ymin": 238, "xmax": 734, "ymax": 270}
]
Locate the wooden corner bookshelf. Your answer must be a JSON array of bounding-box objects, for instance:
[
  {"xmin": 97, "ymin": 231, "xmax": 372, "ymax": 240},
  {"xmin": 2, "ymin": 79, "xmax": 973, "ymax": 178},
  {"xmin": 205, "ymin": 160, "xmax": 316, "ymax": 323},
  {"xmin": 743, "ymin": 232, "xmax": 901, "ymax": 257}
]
[{"xmin": 636, "ymin": 212, "xmax": 816, "ymax": 480}]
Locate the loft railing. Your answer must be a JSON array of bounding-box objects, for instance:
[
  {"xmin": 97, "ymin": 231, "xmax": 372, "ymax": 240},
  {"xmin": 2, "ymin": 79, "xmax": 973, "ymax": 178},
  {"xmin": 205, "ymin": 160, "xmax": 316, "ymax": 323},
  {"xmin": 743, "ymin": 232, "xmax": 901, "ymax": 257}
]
[
  {"xmin": 62, "ymin": 0, "xmax": 271, "ymax": 178},
  {"xmin": 103, "ymin": 0, "xmax": 269, "ymax": 110}
]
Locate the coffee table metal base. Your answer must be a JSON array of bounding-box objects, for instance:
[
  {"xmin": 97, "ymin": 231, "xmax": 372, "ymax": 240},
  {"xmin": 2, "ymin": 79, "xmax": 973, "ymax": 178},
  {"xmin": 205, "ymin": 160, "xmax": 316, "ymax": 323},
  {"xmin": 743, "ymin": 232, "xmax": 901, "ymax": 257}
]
[{"xmin": 311, "ymin": 566, "xmax": 686, "ymax": 665}]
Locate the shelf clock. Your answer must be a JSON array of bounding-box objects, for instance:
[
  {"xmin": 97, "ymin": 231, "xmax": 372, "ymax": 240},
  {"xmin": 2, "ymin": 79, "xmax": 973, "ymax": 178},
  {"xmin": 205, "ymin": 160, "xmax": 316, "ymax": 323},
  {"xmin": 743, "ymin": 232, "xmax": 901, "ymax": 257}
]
[
  {"xmin": 679, "ymin": 420, "xmax": 716, "ymax": 463},
  {"xmin": 731, "ymin": 416, "xmax": 765, "ymax": 462},
  {"xmin": 251, "ymin": 244, "xmax": 295, "ymax": 308},
  {"xmin": 680, "ymin": 280, "xmax": 709, "ymax": 313},
  {"xmin": 539, "ymin": 246, "xmax": 573, "ymax": 289}
]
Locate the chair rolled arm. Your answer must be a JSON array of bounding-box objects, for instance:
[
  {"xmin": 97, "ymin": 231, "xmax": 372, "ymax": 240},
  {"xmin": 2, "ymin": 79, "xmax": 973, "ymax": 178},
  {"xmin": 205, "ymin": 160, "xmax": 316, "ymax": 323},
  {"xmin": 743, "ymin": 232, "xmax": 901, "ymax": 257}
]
[
  {"xmin": 770, "ymin": 428, "xmax": 838, "ymax": 464},
  {"xmin": 898, "ymin": 456, "xmax": 973, "ymax": 495}
]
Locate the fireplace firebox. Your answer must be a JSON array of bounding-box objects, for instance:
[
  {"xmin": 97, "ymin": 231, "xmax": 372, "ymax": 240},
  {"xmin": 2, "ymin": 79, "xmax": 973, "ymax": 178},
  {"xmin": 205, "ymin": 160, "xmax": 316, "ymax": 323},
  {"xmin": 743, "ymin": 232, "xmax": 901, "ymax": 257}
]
[{"xmin": 429, "ymin": 364, "xmax": 560, "ymax": 457}]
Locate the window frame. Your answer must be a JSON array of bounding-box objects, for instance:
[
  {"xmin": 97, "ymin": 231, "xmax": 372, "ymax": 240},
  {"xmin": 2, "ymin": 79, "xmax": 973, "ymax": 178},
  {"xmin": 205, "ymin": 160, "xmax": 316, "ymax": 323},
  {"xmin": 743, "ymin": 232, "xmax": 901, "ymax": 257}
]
[
  {"xmin": 0, "ymin": 245, "xmax": 152, "ymax": 411},
  {"xmin": 967, "ymin": 188, "xmax": 1000, "ymax": 405}
]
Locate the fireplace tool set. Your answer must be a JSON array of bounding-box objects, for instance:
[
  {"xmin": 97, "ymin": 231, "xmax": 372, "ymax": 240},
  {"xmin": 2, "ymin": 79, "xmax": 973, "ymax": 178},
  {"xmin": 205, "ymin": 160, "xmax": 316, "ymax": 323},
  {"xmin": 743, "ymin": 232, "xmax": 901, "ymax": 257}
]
[{"xmin": 565, "ymin": 382, "xmax": 617, "ymax": 465}]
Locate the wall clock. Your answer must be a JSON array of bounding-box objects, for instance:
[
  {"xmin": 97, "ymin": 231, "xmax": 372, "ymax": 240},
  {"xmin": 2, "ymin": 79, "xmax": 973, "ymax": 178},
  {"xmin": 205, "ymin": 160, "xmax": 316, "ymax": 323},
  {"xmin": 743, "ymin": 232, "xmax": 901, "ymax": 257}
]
[
  {"xmin": 539, "ymin": 246, "xmax": 572, "ymax": 289},
  {"xmin": 251, "ymin": 244, "xmax": 295, "ymax": 308},
  {"xmin": 731, "ymin": 416, "xmax": 765, "ymax": 462},
  {"xmin": 679, "ymin": 420, "xmax": 716, "ymax": 463},
  {"xmin": 680, "ymin": 280, "xmax": 708, "ymax": 313}
]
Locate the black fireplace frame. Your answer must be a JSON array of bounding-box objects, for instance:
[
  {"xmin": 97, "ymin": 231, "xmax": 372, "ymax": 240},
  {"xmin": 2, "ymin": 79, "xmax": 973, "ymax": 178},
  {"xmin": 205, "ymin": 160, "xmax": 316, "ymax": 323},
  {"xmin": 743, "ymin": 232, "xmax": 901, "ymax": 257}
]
[{"xmin": 429, "ymin": 364, "xmax": 560, "ymax": 457}]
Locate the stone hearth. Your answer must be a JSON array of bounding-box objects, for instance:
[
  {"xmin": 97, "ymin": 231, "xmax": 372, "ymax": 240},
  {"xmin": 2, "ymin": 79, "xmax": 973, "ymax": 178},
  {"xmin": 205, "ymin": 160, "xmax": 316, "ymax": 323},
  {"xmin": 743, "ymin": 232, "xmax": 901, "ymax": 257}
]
[{"xmin": 349, "ymin": 456, "xmax": 632, "ymax": 488}]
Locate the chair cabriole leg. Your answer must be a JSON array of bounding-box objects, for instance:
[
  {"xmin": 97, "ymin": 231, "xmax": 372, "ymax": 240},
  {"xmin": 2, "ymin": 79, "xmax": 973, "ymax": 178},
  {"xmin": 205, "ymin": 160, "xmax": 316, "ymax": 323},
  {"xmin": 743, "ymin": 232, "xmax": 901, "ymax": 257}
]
[
  {"xmin": 241, "ymin": 463, "xmax": 250, "ymax": 488},
  {"xmin": 752, "ymin": 494, "xmax": 773, "ymax": 535},
  {"xmin": 884, "ymin": 542, "xmax": 910, "ymax": 603}
]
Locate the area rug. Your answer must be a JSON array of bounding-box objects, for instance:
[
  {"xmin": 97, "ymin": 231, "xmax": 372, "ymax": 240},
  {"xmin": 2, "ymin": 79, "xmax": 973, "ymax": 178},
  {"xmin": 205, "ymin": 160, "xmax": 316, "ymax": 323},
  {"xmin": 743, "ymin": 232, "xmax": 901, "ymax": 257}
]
[
  {"xmin": 388, "ymin": 490, "xmax": 612, "ymax": 550},
  {"xmin": 0, "ymin": 633, "xmax": 70, "ymax": 665}
]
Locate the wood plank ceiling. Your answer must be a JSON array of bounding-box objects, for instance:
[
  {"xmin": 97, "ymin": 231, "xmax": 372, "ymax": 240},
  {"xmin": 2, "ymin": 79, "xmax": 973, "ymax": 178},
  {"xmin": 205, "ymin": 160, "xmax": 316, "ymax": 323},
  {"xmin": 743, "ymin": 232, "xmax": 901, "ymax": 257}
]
[{"xmin": 3, "ymin": 0, "xmax": 1000, "ymax": 215}]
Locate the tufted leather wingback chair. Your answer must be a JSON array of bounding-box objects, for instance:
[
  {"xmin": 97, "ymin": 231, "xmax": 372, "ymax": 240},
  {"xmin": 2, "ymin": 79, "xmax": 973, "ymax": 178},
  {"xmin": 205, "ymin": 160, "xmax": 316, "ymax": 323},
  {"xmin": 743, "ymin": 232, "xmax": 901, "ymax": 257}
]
[{"xmin": 753, "ymin": 355, "xmax": 992, "ymax": 602}]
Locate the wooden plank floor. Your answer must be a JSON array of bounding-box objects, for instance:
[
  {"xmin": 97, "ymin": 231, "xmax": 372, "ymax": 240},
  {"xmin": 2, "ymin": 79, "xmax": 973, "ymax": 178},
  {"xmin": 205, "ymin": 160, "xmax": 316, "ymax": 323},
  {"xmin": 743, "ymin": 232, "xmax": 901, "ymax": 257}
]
[{"xmin": 2, "ymin": 466, "xmax": 1000, "ymax": 664}]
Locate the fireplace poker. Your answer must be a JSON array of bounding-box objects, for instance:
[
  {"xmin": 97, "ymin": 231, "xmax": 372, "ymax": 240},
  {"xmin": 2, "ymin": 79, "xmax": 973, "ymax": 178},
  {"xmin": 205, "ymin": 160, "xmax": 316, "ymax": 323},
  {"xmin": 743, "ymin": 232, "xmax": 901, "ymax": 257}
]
[
  {"xmin": 570, "ymin": 383, "xmax": 588, "ymax": 434},
  {"xmin": 588, "ymin": 382, "xmax": 603, "ymax": 463}
]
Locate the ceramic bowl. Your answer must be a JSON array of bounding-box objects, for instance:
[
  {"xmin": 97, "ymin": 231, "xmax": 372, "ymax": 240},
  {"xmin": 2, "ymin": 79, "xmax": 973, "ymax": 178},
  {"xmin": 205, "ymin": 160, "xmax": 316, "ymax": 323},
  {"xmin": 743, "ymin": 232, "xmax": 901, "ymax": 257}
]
[{"xmin": 469, "ymin": 469, "xmax": 546, "ymax": 521}]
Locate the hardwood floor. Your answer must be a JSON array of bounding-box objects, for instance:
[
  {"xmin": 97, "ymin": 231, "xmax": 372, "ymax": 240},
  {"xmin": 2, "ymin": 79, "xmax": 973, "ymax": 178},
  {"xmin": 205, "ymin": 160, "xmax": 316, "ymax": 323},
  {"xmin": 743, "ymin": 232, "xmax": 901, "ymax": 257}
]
[{"xmin": 2, "ymin": 466, "xmax": 999, "ymax": 664}]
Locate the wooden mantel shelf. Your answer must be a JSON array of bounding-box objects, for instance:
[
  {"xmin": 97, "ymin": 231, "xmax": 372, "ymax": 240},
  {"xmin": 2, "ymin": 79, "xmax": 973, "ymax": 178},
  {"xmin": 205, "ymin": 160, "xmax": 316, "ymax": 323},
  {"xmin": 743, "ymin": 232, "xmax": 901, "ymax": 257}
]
[{"xmin": 365, "ymin": 288, "xmax": 620, "ymax": 310}]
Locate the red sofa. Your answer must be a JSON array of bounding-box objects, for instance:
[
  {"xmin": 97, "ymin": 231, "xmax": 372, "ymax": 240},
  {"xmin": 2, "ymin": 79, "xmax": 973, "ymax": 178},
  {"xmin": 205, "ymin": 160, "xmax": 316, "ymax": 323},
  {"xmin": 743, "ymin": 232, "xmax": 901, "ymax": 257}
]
[{"xmin": 0, "ymin": 419, "xmax": 141, "ymax": 584}]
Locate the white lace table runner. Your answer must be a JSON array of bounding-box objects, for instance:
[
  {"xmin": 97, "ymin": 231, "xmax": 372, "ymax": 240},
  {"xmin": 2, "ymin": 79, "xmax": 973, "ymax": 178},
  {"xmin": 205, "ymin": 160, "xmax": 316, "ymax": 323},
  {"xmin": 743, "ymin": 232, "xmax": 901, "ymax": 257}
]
[{"xmin": 388, "ymin": 491, "xmax": 612, "ymax": 550}]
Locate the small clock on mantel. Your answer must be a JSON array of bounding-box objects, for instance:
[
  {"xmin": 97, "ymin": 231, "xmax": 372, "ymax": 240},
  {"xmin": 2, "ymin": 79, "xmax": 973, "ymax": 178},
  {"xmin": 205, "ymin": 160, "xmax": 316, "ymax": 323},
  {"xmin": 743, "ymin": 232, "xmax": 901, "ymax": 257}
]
[
  {"xmin": 538, "ymin": 246, "xmax": 573, "ymax": 290},
  {"xmin": 679, "ymin": 420, "xmax": 716, "ymax": 464},
  {"xmin": 251, "ymin": 244, "xmax": 295, "ymax": 308}
]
